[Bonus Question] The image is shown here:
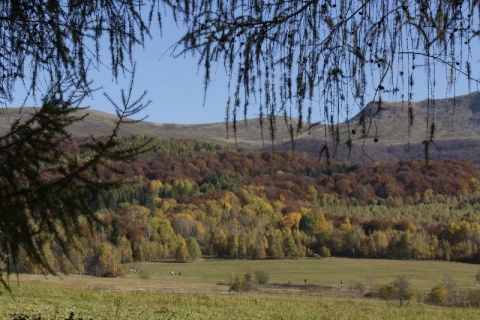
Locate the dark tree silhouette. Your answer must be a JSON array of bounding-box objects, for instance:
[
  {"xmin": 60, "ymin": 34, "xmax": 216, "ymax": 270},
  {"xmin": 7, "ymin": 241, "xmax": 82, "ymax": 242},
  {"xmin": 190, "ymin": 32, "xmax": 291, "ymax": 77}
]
[{"xmin": 0, "ymin": 0, "xmax": 162, "ymax": 285}]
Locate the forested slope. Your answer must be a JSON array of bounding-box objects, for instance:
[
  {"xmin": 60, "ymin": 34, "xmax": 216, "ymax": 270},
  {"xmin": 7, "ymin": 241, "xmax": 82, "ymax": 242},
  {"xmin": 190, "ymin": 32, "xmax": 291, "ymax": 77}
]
[{"xmin": 19, "ymin": 137, "xmax": 480, "ymax": 276}]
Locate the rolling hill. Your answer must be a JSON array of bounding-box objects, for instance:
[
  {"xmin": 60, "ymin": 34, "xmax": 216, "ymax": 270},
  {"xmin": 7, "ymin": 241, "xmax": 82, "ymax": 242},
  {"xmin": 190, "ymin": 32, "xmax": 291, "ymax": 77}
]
[
  {"xmin": 3, "ymin": 92, "xmax": 480, "ymax": 163},
  {"xmin": 0, "ymin": 107, "xmax": 295, "ymax": 149},
  {"xmin": 268, "ymin": 92, "xmax": 480, "ymax": 163}
]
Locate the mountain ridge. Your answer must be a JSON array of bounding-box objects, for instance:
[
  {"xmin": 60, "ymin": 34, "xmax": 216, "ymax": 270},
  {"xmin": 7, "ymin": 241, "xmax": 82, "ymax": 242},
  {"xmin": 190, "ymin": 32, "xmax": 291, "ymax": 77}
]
[{"xmin": 3, "ymin": 92, "xmax": 480, "ymax": 163}]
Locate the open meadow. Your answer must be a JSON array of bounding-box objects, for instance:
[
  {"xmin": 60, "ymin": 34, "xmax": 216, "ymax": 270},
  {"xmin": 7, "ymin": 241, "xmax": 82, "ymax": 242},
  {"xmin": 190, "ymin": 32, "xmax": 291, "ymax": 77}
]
[{"xmin": 2, "ymin": 258, "xmax": 480, "ymax": 319}]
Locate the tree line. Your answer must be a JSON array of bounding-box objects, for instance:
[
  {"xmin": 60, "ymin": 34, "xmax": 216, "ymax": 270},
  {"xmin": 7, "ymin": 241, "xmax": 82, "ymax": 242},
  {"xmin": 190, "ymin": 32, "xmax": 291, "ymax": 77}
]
[{"xmin": 11, "ymin": 137, "xmax": 480, "ymax": 276}]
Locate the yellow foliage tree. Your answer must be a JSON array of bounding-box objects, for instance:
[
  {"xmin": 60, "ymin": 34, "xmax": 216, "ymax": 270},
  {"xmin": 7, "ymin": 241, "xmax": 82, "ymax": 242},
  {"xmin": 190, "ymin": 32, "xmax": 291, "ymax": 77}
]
[
  {"xmin": 149, "ymin": 180, "xmax": 163, "ymax": 197},
  {"xmin": 97, "ymin": 242, "xmax": 124, "ymax": 277},
  {"xmin": 429, "ymin": 284, "xmax": 448, "ymax": 305},
  {"xmin": 221, "ymin": 192, "xmax": 241, "ymax": 212},
  {"xmin": 314, "ymin": 212, "xmax": 330, "ymax": 232},
  {"xmin": 281, "ymin": 212, "xmax": 302, "ymax": 229},
  {"xmin": 175, "ymin": 238, "xmax": 190, "ymax": 262}
]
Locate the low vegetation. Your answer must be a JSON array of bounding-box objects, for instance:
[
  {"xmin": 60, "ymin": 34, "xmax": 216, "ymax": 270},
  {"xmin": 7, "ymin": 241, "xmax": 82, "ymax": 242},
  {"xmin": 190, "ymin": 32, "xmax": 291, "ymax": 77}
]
[
  {"xmin": 3, "ymin": 258, "xmax": 480, "ymax": 319},
  {"xmin": 229, "ymin": 268, "xmax": 269, "ymax": 292}
]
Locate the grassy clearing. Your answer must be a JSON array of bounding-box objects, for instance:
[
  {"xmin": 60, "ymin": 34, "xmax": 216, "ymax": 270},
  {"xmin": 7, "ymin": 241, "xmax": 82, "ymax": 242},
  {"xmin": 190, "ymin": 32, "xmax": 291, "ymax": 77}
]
[
  {"xmin": 126, "ymin": 258, "xmax": 479, "ymax": 291},
  {"xmin": 1, "ymin": 258, "xmax": 480, "ymax": 319}
]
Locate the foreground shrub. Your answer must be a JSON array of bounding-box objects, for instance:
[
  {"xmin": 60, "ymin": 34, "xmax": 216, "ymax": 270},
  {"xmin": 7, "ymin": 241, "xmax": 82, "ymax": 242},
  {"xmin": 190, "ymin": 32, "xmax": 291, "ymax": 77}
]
[
  {"xmin": 229, "ymin": 268, "xmax": 270, "ymax": 291},
  {"xmin": 369, "ymin": 276, "xmax": 415, "ymax": 306},
  {"xmin": 393, "ymin": 276, "xmax": 416, "ymax": 306},
  {"xmin": 428, "ymin": 284, "xmax": 448, "ymax": 305},
  {"xmin": 255, "ymin": 269, "xmax": 270, "ymax": 285},
  {"xmin": 241, "ymin": 269, "xmax": 259, "ymax": 291},
  {"xmin": 376, "ymin": 283, "xmax": 397, "ymax": 300},
  {"xmin": 229, "ymin": 273, "xmax": 244, "ymax": 292}
]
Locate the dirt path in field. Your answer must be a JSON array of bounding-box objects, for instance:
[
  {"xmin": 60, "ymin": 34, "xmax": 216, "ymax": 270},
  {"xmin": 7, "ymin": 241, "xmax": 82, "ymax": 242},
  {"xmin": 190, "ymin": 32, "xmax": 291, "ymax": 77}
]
[
  {"xmin": 93, "ymin": 282, "xmax": 365, "ymax": 299},
  {"xmin": 17, "ymin": 273, "xmax": 366, "ymax": 298}
]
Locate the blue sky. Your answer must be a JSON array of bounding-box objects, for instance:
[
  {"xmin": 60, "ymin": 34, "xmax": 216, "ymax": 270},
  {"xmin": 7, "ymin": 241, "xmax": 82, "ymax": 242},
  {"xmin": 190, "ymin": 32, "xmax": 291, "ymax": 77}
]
[
  {"xmin": 86, "ymin": 22, "xmax": 234, "ymax": 125},
  {"xmin": 90, "ymin": 43, "xmax": 476, "ymax": 126},
  {"xmin": 11, "ymin": 16, "xmax": 479, "ymax": 125},
  {"xmin": 85, "ymin": 20, "xmax": 478, "ymax": 125},
  {"xmin": 10, "ymin": 18, "xmax": 235, "ymax": 125}
]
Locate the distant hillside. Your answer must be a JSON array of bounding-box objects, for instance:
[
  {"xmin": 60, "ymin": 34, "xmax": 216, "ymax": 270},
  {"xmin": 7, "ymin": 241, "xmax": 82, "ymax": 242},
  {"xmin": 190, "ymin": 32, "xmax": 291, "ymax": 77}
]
[
  {"xmin": 269, "ymin": 92, "xmax": 480, "ymax": 164},
  {"xmin": 3, "ymin": 92, "xmax": 480, "ymax": 163},
  {"xmin": 345, "ymin": 92, "xmax": 480, "ymax": 145},
  {"xmin": 0, "ymin": 107, "xmax": 295, "ymax": 149}
]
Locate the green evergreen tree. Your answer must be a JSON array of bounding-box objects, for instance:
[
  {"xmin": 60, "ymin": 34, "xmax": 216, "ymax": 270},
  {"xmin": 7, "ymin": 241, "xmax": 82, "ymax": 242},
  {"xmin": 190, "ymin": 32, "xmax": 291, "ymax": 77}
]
[{"xmin": 299, "ymin": 214, "xmax": 316, "ymax": 236}]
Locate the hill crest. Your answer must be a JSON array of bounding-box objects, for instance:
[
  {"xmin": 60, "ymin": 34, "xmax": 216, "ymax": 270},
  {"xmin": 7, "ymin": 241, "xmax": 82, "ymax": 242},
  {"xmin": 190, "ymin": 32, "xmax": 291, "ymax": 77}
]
[{"xmin": 3, "ymin": 92, "xmax": 480, "ymax": 163}]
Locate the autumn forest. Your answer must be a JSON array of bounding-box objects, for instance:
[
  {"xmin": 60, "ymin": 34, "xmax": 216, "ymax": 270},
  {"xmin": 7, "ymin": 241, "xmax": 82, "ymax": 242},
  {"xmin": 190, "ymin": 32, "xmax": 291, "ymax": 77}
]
[{"xmin": 22, "ymin": 136, "xmax": 480, "ymax": 277}]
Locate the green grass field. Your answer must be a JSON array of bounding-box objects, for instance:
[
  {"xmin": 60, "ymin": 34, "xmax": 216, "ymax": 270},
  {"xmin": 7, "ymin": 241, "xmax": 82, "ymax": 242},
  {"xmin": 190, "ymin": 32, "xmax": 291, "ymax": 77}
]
[
  {"xmin": 2, "ymin": 258, "xmax": 480, "ymax": 319},
  {"xmin": 129, "ymin": 258, "xmax": 480, "ymax": 289}
]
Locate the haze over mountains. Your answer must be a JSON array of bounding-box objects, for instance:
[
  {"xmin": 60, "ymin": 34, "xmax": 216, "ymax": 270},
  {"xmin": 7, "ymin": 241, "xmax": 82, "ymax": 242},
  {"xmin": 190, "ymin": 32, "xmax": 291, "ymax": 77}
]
[{"xmin": 3, "ymin": 92, "xmax": 480, "ymax": 164}]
